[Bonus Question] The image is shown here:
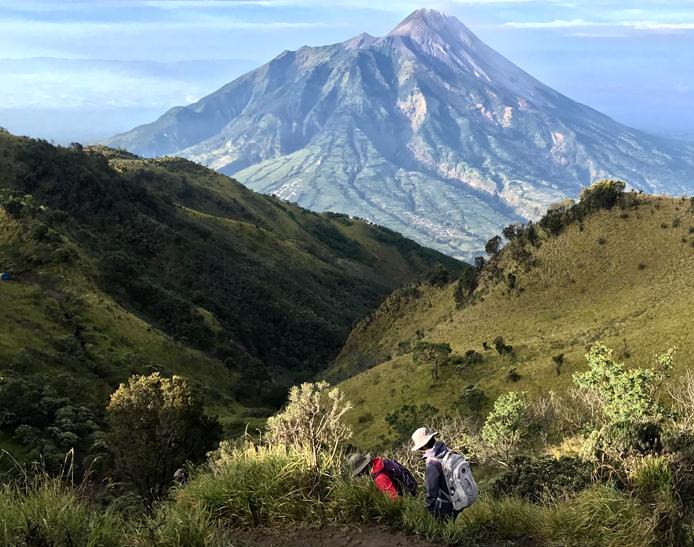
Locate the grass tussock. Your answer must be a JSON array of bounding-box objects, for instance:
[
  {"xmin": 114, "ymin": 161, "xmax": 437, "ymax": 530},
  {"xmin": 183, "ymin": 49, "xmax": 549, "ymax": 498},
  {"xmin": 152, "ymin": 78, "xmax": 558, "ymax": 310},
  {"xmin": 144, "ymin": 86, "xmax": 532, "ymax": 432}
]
[
  {"xmin": 0, "ymin": 478, "xmax": 124, "ymax": 547},
  {"xmin": 174, "ymin": 445, "xmax": 665, "ymax": 547},
  {"xmin": 0, "ymin": 446, "xmax": 674, "ymax": 547}
]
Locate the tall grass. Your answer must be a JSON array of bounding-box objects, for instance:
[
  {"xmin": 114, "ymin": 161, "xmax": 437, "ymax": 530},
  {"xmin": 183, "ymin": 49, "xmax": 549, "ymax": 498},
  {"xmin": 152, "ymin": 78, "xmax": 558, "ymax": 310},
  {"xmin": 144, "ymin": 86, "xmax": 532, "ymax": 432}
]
[
  {"xmin": 545, "ymin": 485, "xmax": 659, "ymax": 547},
  {"xmin": 0, "ymin": 478, "xmax": 124, "ymax": 546},
  {"xmin": 0, "ymin": 446, "xmax": 674, "ymax": 546},
  {"xmin": 179, "ymin": 444, "xmax": 331, "ymax": 526}
]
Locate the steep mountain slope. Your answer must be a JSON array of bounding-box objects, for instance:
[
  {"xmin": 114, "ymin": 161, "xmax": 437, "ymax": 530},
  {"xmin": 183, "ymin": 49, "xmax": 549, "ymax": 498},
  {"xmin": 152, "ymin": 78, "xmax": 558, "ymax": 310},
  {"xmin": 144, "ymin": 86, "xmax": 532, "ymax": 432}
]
[
  {"xmin": 0, "ymin": 129, "xmax": 462, "ymax": 444},
  {"xmin": 107, "ymin": 8, "xmax": 694, "ymax": 259},
  {"xmin": 332, "ymin": 190, "xmax": 694, "ymax": 447}
]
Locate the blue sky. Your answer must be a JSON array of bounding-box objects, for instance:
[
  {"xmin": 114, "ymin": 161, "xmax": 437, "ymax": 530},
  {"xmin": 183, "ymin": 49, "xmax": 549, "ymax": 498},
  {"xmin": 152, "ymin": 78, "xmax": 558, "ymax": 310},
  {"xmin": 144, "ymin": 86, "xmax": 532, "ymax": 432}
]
[{"xmin": 1, "ymin": 0, "xmax": 693, "ymax": 142}]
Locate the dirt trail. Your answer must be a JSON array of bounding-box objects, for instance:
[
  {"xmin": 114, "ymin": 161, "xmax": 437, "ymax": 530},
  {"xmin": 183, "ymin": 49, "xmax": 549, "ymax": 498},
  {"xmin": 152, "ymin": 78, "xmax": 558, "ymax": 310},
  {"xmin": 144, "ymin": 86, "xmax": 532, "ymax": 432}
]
[{"xmin": 232, "ymin": 526, "xmax": 444, "ymax": 547}]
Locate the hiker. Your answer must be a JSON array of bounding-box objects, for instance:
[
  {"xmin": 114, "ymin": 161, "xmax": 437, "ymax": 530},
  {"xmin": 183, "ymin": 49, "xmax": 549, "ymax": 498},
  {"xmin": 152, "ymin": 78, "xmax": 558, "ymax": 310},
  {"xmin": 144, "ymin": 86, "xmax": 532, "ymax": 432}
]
[
  {"xmin": 348, "ymin": 453, "xmax": 417, "ymax": 500},
  {"xmin": 173, "ymin": 468, "xmax": 187, "ymax": 485},
  {"xmin": 411, "ymin": 427, "xmax": 478, "ymax": 520}
]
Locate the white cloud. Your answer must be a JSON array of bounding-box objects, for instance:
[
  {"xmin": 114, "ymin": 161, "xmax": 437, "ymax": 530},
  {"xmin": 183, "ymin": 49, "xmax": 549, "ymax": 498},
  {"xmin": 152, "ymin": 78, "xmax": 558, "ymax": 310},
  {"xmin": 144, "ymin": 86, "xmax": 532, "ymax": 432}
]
[
  {"xmin": 503, "ymin": 18, "xmax": 600, "ymax": 28},
  {"xmin": 504, "ymin": 18, "xmax": 694, "ymax": 31},
  {"xmin": 628, "ymin": 20, "xmax": 694, "ymax": 31}
]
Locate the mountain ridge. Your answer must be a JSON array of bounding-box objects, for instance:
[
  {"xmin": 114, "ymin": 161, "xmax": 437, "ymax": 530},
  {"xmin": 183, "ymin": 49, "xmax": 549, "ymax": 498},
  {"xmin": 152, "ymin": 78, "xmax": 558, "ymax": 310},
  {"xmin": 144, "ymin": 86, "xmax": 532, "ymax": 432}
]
[
  {"xmin": 106, "ymin": 9, "xmax": 694, "ymax": 259},
  {"xmin": 332, "ymin": 188, "xmax": 694, "ymax": 447}
]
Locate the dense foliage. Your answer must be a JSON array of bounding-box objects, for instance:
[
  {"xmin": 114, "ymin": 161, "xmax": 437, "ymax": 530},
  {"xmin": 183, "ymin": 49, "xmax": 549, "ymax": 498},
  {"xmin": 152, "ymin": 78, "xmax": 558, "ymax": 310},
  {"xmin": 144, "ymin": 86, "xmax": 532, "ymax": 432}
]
[
  {"xmin": 489, "ymin": 455, "xmax": 593, "ymax": 502},
  {"xmin": 106, "ymin": 373, "xmax": 220, "ymax": 503},
  {"xmin": 0, "ymin": 371, "xmax": 106, "ymax": 474}
]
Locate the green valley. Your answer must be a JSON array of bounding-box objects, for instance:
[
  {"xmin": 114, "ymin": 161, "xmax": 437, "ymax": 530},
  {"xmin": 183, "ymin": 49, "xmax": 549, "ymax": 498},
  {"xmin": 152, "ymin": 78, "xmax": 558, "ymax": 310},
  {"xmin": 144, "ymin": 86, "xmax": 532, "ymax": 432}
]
[{"xmin": 0, "ymin": 129, "xmax": 461, "ymax": 466}]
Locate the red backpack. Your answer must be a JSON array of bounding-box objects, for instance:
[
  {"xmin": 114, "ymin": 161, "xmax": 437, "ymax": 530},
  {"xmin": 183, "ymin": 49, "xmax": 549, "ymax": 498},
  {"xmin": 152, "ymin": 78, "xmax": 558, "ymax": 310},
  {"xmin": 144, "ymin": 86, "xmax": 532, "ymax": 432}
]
[{"xmin": 374, "ymin": 459, "xmax": 418, "ymax": 496}]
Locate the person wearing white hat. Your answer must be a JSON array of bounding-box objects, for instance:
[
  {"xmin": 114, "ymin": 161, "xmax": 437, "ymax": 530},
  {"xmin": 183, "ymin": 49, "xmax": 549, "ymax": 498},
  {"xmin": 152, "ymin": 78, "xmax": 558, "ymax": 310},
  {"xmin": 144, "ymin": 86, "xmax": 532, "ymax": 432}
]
[{"xmin": 411, "ymin": 427, "xmax": 460, "ymax": 520}]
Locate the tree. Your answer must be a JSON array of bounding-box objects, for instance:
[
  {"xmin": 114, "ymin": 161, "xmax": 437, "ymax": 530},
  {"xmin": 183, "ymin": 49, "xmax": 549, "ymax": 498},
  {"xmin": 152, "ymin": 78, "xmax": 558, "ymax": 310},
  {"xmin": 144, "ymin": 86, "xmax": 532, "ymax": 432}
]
[
  {"xmin": 494, "ymin": 336, "xmax": 513, "ymax": 356},
  {"xmin": 485, "ymin": 235, "xmax": 502, "ymax": 256},
  {"xmin": 502, "ymin": 224, "xmax": 522, "ymax": 241},
  {"xmin": 474, "ymin": 256, "xmax": 486, "ymax": 271},
  {"xmin": 454, "ymin": 268, "xmax": 476, "ymax": 307},
  {"xmin": 482, "ymin": 391, "xmax": 530, "ymax": 466},
  {"xmin": 412, "ymin": 341, "xmax": 452, "ymax": 381},
  {"xmin": 579, "ymin": 179, "xmax": 626, "ymax": 211},
  {"xmin": 106, "ymin": 373, "xmax": 220, "ymax": 503},
  {"xmin": 266, "ymin": 381, "xmax": 352, "ymax": 467}
]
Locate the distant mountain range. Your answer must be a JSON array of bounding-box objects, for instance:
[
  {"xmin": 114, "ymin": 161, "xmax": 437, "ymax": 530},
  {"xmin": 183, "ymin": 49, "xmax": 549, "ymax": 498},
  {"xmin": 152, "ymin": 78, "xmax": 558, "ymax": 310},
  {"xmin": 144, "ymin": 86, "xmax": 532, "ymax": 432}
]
[{"xmin": 107, "ymin": 8, "xmax": 694, "ymax": 258}]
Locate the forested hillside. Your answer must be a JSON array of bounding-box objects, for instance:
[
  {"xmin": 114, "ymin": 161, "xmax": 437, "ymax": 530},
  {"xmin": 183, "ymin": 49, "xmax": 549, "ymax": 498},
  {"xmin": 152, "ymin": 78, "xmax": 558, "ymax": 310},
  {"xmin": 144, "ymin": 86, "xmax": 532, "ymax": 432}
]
[{"xmin": 0, "ymin": 129, "xmax": 462, "ymax": 466}]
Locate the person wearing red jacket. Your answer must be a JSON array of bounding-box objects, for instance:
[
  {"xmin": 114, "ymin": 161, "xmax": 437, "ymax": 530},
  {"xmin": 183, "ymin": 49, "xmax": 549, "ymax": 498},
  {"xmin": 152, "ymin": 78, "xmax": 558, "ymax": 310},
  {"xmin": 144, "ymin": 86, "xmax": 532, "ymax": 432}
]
[{"xmin": 347, "ymin": 453, "xmax": 399, "ymax": 500}]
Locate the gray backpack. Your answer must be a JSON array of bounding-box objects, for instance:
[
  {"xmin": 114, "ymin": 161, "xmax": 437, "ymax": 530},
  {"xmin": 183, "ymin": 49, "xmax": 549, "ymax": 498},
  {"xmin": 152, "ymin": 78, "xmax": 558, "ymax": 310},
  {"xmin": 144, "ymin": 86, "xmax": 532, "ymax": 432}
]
[{"xmin": 441, "ymin": 451, "xmax": 478, "ymax": 510}]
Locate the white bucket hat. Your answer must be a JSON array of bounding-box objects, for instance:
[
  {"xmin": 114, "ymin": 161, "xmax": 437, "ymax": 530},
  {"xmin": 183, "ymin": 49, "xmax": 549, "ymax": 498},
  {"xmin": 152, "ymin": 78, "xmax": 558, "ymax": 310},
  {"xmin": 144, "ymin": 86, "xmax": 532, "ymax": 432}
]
[
  {"xmin": 347, "ymin": 453, "xmax": 373, "ymax": 476},
  {"xmin": 411, "ymin": 427, "xmax": 438, "ymax": 451}
]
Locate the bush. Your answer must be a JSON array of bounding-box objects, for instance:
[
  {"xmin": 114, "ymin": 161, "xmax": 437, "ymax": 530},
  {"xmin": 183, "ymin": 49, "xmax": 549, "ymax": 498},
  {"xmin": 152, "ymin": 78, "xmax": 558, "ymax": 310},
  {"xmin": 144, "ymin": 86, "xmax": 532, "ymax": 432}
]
[
  {"xmin": 506, "ymin": 368, "xmax": 521, "ymax": 383},
  {"xmin": 454, "ymin": 268, "xmax": 476, "ymax": 307},
  {"xmin": 106, "ymin": 373, "xmax": 221, "ymax": 503},
  {"xmin": 454, "ymin": 384, "xmax": 489, "ymax": 413},
  {"xmin": 485, "ymin": 235, "xmax": 502, "ymax": 256},
  {"xmin": 493, "ymin": 336, "xmax": 513, "ymax": 356},
  {"xmin": 463, "ymin": 349, "xmax": 483, "ymax": 365},
  {"xmin": 579, "ymin": 179, "xmax": 626, "ymax": 211},
  {"xmin": 573, "ymin": 344, "xmax": 674, "ymax": 463},
  {"xmin": 266, "ymin": 381, "xmax": 352, "ymax": 466},
  {"xmin": 482, "ymin": 392, "xmax": 531, "ymax": 466},
  {"xmin": 489, "ymin": 455, "xmax": 593, "ymax": 502}
]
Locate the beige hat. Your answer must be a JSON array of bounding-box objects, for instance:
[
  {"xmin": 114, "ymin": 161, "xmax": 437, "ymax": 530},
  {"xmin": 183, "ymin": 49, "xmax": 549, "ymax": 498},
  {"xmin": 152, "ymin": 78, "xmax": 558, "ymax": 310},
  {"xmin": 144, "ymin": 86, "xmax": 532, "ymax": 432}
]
[
  {"xmin": 411, "ymin": 427, "xmax": 437, "ymax": 451},
  {"xmin": 347, "ymin": 453, "xmax": 373, "ymax": 476}
]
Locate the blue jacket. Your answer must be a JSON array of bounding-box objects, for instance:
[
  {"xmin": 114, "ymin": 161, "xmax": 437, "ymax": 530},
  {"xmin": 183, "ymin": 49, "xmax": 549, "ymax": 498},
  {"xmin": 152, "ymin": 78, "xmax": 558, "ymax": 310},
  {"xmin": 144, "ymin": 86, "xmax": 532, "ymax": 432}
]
[{"xmin": 423, "ymin": 441, "xmax": 458, "ymax": 519}]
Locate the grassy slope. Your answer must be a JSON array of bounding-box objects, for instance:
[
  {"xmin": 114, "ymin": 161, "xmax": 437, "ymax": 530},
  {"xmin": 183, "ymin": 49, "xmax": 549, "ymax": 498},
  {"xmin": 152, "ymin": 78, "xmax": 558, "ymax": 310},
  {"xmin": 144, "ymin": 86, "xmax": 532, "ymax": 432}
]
[
  {"xmin": 338, "ymin": 195, "xmax": 694, "ymax": 447},
  {"xmin": 0, "ymin": 131, "xmax": 462, "ymax": 437}
]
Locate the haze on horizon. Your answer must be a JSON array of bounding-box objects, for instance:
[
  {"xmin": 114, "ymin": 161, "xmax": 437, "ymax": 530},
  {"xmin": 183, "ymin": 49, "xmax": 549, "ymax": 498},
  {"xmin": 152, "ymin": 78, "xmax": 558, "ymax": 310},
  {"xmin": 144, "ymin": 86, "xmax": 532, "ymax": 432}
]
[{"xmin": 1, "ymin": 0, "xmax": 693, "ymax": 144}]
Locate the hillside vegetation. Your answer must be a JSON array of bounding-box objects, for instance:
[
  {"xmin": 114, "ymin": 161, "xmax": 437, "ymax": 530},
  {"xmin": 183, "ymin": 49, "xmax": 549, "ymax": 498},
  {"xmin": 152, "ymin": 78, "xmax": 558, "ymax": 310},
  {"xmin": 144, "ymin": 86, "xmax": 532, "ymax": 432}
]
[
  {"xmin": 334, "ymin": 186, "xmax": 694, "ymax": 446},
  {"xmin": 0, "ymin": 129, "xmax": 461, "ymax": 465}
]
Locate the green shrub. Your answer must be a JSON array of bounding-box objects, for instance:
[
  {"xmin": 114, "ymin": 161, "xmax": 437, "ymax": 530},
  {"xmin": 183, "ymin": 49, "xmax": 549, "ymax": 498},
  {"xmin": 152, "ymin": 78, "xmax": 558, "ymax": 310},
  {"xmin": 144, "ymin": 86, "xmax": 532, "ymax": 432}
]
[
  {"xmin": 573, "ymin": 344, "xmax": 674, "ymax": 462},
  {"xmin": 506, "ymin": 368, "xmax": 521, "ymax": 383},
  {"xmin": 266, "ymin": 381, "xmax": 352, "ymax": 466},
  {"xmin": 454, "ymin": 384, "xmax": 489, "ymax": 413},
  {"xmin": 493, "ymin": 336, "xmax": 513, "ymax": 356},
  {"xmin": 482, "ymin": 392, "xmax": 531, "ymax": 466},
  {"xmin": 106, "ymin": 373, "xmax": 220, "ymax": 504},
  {"xmin": 489, "ymin": 455, "xmax": 593, "ymax": 502}
]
